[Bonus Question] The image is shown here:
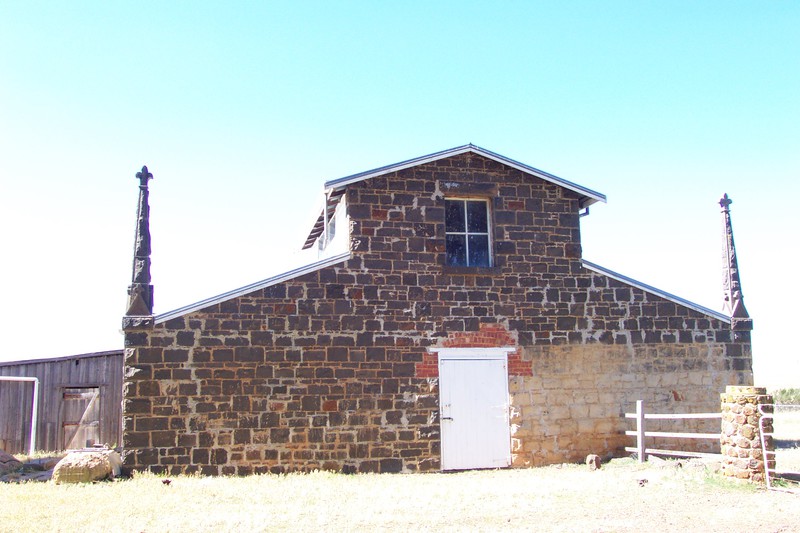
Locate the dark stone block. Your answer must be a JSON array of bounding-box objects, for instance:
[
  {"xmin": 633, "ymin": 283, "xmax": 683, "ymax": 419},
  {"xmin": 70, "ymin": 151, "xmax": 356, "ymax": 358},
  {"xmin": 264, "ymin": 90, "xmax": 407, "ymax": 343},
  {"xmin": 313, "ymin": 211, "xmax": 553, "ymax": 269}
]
[
  {"xmin": 251, "ymin": 331, "xmax": 273, "ymax": 346},
  {"xmin": 263, "ymin": 284, "xmax": 287, "ymax": 298},
  {"xmin": 380, "ymin": 458, "xmax": 403, "ymax": 473},
  {"xmin": 125, "ymin": 332, "xmax": 148, "ymax": 347},
  {"xmin": 234, "ymin": 429, "xmax": 251, "ymax": 444},
  {"xmin": 152, "ymin": 430, "xmax": 176, "ymax": 447},
  {"xmin": 557, "ymin": 317, "xmax": 577, "ymax": 330},
  {"xmin": 644, "ymin": 331, "xmax": 661, "ymax": 344},
  {"xmin": 137, "ymin": 448, "xmax": 159, "ymax": 465},
  {"xmin": 211, "ymin": 349, "xmax": 234, "ymax": 362},
  {"xmin": 124, "ymin": 398, "xmax": 151, "ymax": 415},
  {"xmin": 164, "ymin": 349, "xmax": 189, "ymax": 363},
  {"xmin": 327, "ymin": 347, "xmax": 348, "ymax": 361},
  {"xmin": 232, "ymin": 396, "xmax": 250, "ymax": 411},
  {"xmin": 565, "ymin": 243, "xmax": 582, "ymax": 258},
  {"xmin": 235, "ymin": 347, "xmax": 265, "ymax": 362},
  {"xmin": 123, "ymin": 431, "xmax": 149, "ymax": 448},
  {"xmin": 598, "ymin": 331, "xmax": 614, "ymax": 344},
  {"xmin": 394, "ymin": 363, "xmax": 416, "ymax": 377},
  {"xmin": 192, "ymin": 448, "xmax": 209, "ymax": 464},
  {"xmin": 496, "ymin": 241, "xmax": 516, "ymax": 254},
  {"xmin": 301, "ymin": 396, "xmax": 321, "ymax": 411},
  {"xmin": 135, "ymin": 417, "xmax": 168, "ymax": 431},
  {"xmin": 211, "ymin": 448, "xmax": 228, "ymax": 465},
  {"xmin": 137, "ymin": 348, "xmax": 163, "ymax": 364},
  {"xmin": 326, "ymin": 284, "xmax": 346, "ymax": 299},
  {"xmin": 271, "ymin": 428, "xmax": 290, "ymax": 443},
  {"xmin": 358, "ymin": 460, "xmax": 379, "ymax": 473},
  {"xmin": 164, "ymin": 317, "xmax": 186, "ymax": 330}
]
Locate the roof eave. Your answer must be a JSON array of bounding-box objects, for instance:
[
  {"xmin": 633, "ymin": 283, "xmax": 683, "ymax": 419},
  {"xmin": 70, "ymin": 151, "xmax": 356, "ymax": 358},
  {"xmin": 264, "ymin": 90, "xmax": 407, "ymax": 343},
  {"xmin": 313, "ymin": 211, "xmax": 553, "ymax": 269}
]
[
  {"xmin": 155, "ymin": 251, "xmax": 352, "ymax": 324},
  {"xmin": 581, "ymin": 260, "xmax": 730, "ymax": 323},
  {"xmin": 324, "ymin": 143, "xmax": 607, "ymax": 206}
]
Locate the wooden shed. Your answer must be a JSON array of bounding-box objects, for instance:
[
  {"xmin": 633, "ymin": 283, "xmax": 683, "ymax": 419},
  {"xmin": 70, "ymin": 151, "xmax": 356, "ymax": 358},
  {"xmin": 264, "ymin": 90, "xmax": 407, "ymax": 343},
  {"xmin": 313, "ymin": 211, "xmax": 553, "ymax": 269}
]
[{"xmin": 0, "ymin": 350, "xmax": 123, "ymax": 454}]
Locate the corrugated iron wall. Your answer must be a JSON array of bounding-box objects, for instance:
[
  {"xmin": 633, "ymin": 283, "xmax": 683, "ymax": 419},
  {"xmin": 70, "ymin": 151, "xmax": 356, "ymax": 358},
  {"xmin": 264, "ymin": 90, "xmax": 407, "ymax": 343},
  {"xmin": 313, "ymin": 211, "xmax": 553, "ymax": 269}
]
[{"xmin": 0, "ymin": 351, "xmax": 123, "ymax": 454}]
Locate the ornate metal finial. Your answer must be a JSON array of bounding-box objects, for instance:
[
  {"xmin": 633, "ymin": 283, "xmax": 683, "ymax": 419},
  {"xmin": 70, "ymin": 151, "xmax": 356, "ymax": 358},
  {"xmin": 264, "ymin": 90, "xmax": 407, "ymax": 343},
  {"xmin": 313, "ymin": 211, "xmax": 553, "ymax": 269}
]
[
  {"xmin": 136, "ymin": 165, "xmax": 153, "ymax": 187},
  {"xmin": 125, "ymin": 165, "xmax": 154, "ymax": 317},
  {"xmin": 720, "ymin": 193, "xmax": 752, "ymax": 330}
]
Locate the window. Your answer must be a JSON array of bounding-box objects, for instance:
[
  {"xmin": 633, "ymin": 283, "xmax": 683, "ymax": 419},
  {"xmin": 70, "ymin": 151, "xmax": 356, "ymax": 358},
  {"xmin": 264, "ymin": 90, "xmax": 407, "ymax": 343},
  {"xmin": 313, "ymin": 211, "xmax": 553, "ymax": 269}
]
[{"xmin": 445, "ymin": 199, "xmax": 491, "ymax": 267}]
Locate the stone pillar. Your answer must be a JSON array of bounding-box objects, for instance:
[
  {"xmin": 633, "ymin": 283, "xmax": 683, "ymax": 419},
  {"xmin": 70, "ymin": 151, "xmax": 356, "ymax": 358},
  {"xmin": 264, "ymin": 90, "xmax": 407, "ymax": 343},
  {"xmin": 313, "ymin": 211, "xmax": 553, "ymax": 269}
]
[{"xmin": 720, "ymin": 385, "xmax": 774, "ymax": 482}]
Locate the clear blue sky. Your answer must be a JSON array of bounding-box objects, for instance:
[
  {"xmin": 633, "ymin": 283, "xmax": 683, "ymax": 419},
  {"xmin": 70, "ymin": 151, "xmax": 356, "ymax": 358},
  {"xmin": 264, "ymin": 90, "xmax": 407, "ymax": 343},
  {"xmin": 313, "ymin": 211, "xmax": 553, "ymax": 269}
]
[{"xmin": 1, "ymin": 2, "xmax": 798, "ymax": 387}]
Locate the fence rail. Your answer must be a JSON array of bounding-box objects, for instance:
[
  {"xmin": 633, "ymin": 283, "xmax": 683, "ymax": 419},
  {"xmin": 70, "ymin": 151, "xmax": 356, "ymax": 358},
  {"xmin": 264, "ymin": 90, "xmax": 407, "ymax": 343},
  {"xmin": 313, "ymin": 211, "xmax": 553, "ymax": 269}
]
[
  {"xmin": 624, "ymin": 400, "xmax": 722, "ymax": 462},
  {"xmin": 758, "ymin": 404, "xmax": 800, "ymax": 494}
]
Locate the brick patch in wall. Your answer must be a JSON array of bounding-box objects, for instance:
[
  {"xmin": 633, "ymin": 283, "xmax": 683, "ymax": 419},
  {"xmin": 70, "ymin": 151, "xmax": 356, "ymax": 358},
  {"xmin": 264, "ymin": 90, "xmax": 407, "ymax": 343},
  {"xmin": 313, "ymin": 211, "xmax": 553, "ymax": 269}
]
[{"xmin": 416, "ymin": 323, "xmax": 532, "ymax": 377}]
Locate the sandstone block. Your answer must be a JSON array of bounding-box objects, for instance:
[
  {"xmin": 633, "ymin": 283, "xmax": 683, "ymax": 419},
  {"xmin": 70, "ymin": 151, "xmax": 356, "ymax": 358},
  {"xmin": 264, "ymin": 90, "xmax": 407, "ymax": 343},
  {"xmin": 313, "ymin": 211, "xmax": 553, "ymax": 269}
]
[{"xmin": 52, "ymin": 450, "xmax": 122, "ymax": 484}]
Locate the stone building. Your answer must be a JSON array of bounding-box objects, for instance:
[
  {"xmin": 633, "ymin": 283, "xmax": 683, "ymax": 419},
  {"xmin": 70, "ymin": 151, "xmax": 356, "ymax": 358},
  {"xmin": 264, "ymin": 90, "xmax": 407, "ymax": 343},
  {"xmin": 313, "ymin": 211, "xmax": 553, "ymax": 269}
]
[{"xmin": 121, "ymin": 145, "xmax": 753, "ymax": 475}]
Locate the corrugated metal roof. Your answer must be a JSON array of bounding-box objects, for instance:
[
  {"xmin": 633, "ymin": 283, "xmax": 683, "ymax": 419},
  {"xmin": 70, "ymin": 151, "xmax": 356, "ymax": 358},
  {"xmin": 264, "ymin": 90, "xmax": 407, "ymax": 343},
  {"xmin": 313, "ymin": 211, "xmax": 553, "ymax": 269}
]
[
  {"xmin": 581, "ymin": 260, "xmax": 729, "ymax": 323},
  {"xmin": 302, "ymin": 144, "xmax": 606, "ymax": 250},
  {"xmin": 155, "ymin": 251, "xmax": 352, "ymax": 324}
]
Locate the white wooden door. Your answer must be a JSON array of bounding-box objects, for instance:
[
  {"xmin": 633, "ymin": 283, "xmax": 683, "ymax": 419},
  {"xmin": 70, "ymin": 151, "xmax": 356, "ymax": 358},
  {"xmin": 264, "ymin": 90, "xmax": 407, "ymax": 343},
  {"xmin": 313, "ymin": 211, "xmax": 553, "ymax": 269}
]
[{"xmin": 438, "ymin": 349, "xmax": 511, "ymax": 470}]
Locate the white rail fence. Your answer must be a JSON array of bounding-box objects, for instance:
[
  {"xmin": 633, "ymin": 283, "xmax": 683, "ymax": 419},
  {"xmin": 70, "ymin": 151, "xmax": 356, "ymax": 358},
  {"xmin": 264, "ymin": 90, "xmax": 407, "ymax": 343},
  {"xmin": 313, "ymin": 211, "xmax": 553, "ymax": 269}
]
[
  {"xmin": 758, "ymin": 404, "xmax": 800, "ymax": 494},
  {"xmin": 624, "ymin": 400, "xmax": 722, "ymax": 462}
]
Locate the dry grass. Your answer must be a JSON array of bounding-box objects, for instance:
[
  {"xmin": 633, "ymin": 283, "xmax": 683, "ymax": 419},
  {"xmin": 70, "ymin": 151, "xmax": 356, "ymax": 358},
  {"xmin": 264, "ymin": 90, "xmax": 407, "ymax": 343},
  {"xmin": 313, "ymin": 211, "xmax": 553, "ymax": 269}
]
[
  {"xmin": 2, "ymin": 459, "xmax": 799, "ymax": 533},
  {"xmin": 3, "ymin": 408, "xmax": 797, "ymax": 531}
]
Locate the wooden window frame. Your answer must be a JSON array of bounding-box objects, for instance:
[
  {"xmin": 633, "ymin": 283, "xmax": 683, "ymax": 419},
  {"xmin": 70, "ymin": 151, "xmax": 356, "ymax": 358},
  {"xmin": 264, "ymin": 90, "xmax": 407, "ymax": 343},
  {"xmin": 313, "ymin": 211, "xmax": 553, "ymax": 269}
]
[{"xmin": 444, "ymin": 197, "xmax": 493, "ymax": 268}]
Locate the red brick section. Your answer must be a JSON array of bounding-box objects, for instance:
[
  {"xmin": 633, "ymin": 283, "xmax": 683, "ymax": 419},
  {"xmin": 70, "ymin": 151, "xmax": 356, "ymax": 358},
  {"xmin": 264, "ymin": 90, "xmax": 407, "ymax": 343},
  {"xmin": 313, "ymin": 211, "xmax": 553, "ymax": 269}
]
[{"xmin": 416, "ymin": 324, "xmax": 532, "ymax": 377}]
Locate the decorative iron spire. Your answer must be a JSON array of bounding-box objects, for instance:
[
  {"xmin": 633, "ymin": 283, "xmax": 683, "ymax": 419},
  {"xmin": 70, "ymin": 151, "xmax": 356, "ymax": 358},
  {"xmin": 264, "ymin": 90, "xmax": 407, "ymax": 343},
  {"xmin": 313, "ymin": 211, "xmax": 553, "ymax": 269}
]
[
  {"xmin": 720, "ymin": 194, "xmax": 751, "ymax": 330},
  {"xmin": 125, "ymin": 166, "xmax": 154, "ymax": 316}
]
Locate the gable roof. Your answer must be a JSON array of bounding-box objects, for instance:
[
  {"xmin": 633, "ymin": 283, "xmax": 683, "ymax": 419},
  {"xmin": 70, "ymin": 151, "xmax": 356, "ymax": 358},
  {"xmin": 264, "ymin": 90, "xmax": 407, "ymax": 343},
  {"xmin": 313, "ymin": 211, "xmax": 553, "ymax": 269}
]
[
  {"xmin": 154, "ymin": 254, "xmax": 728, "ymax": 326},
  {"xmin": 582, "ymin": 260, "xmax": 730, "ymax": 323},
  {"xmin": 155, "ymin": 251, "xmax": 352, "ymax": 324},
  {"xmin": 303, "ymin": 144, "xmax": 606, "ymax": 249}
]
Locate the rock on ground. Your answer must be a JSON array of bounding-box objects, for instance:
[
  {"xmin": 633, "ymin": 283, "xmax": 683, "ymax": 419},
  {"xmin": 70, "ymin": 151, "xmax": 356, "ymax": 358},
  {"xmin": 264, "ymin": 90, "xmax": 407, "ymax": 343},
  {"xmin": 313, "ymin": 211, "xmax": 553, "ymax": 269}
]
[
  {"xmin": 52, "ymin": 450, "xmax": 122, "ymax": 484},
  {"xmin": 0, "ymin": 450, "xmax": 23, "ymax": 476}
]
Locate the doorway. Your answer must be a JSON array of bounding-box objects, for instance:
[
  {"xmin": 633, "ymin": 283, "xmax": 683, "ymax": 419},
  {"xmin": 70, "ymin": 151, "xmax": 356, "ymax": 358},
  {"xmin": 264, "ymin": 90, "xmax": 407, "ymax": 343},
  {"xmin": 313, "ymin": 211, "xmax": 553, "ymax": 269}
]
[
  {"xmin": 61, "ymin": 387, "xmax": 100, "ymax": 450},
  {"xmin": 436, "ymin": 348, "xmax": 512, "ymax": 470}
]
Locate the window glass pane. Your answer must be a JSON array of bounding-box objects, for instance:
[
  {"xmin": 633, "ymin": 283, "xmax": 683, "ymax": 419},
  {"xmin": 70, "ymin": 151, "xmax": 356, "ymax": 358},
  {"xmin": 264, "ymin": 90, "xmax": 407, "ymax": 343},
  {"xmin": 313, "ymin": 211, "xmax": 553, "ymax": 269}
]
[
  {"xmin": 446, "ymin": 235, "xmax": 467, "ymax": 266},
  {"xmin": 466, "ymin": 201, "xmax": 488, "ymax": 232},
  {"xmin": 468, "ymin": 235, "xmax": 490, "ymax": 267},
  {"xmin": 445, "ymin": 200, "xmax": 465, "ymax": 232}
]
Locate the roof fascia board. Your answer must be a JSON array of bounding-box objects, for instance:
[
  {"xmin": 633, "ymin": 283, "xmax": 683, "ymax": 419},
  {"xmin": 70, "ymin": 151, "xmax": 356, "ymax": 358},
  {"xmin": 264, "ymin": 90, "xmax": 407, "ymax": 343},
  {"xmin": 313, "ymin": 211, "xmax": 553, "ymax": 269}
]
[
  {"xmin": 581, "ymin": 260, "xmax": 730, "ymax": 323},
  {"xmin": 0, "ymin": 350, "xmax": 124, "ymax": 368},
  {"xmin": 324, "ymin": 144, "xmax": 607, "ymax": 206},
  {"xmin": 324, "ymin": 145, "xmax": 473, "ymax": 191},
  {"xmin": 155, "ymin": 251, "xmax": 352, "ymax": 324}
]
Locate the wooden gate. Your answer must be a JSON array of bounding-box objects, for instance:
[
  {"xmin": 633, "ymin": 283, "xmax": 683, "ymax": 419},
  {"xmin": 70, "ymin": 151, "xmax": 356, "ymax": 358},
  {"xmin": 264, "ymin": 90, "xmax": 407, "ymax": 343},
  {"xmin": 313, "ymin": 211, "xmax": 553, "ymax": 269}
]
[
  {"xmin": 61, "ymin": 387, "xmax": 100, "ymax": 450},
  {"xmin": 438, "ymin": 348, "xmax": 512, "ymax": 471}
]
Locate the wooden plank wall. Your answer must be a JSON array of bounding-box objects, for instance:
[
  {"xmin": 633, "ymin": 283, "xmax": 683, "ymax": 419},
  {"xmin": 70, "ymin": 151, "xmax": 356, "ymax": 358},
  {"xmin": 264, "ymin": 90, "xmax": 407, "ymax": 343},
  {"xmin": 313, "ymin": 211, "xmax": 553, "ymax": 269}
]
[{"xmin": 0, "ymin": 350, "xmax": 123, "ymax": 454}]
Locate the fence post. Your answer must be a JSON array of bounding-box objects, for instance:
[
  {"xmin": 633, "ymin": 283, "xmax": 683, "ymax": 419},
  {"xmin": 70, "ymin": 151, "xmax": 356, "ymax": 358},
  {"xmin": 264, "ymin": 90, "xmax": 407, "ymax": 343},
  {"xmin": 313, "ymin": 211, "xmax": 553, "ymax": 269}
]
[{"xmin": 636, "ymin": 400, "xmax": 645, "ymax": 463}]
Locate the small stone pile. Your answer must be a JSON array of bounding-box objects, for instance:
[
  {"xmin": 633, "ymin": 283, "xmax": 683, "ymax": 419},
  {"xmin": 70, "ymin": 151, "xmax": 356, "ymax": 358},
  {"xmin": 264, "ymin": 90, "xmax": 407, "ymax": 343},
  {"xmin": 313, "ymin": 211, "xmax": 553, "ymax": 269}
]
[
  {"xmin": 0, "ymin": 450, "xmax": 59, "ymax": 483},
  {"xmin": 1, "ymin": 447, "xmax": 122, "ymax": 483},
  {"xmin": 720, "ymin": 385, "xmax": 773, "ymax": 482},
  {"xmin": 0, "ymin": 451, "xmax": 22, "ymax": 477}
]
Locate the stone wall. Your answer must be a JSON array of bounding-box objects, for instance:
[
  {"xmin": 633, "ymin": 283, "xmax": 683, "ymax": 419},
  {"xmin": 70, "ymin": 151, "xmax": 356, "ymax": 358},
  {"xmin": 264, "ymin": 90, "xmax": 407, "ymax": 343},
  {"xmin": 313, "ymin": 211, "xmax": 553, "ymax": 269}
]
[{"xmin": 123, "ymin": 152, "xmax": 752, "ymax": 474}]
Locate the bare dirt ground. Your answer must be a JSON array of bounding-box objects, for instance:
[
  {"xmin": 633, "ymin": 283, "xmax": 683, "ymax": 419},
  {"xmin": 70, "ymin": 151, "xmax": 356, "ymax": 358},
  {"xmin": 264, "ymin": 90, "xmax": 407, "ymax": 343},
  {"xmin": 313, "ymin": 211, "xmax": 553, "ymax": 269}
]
[{"xmin": 2, "ymin": 458, "xmax": 799, "ymax": 532}]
